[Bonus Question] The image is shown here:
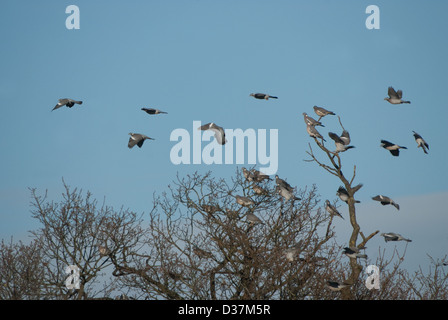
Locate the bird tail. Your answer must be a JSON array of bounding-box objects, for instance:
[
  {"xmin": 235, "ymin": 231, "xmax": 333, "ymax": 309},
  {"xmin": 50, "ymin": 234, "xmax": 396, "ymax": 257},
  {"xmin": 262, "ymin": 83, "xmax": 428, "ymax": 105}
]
[
  {"xmin": 270, "ymin": 96, "xmax": 278, "ymax": 99},
  {"xmin": 393, "ymin": 203, "xmax": 400, "ymax": 210},
  {"xmin": 76, "ymin": 101, "xmax": 83, "ymax": 104},
  {"xmin": 403, "ymin": 101, "xmax": 411, "ymax": 104},
  {"xmin": 359, "ymin": 254, "xmax": 368, "ymax": 259}
]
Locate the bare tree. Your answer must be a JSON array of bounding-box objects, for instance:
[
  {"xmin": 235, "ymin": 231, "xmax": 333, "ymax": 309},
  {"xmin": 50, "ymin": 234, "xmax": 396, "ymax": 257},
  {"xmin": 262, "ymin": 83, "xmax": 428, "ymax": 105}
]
[{"xmin": 305, "ymin": 116, "xmax": 379, "ymax": 299}]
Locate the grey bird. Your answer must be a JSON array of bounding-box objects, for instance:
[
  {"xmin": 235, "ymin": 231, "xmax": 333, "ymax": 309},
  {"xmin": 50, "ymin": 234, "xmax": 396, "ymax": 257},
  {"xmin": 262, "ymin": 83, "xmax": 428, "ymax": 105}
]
[
  {"xmin": 235, "ymin": 195, "xmax": 254, "ymax": 207},
  {"xmin": 251, "ymin": 169, "xmax": 271, "ymax": 182},
  {"xmin": 381, "ymin": 140, "xmax": 407, "ymax": 157},
  {"xmin": 252, "ymin": 184, "xmax": 269, "ymax": 196},
  {"xmin": 284, "ymin": 242, "xmax": 304, "ymax": 262},
  {"xmin": 128, "ymin": 133, "xmax": 154, "ymax": 149},
  {"xmin": 328, "ymin": 131, "xmax": 355, "ymax": 153},
  {"xmin": 246, "ymin": 212, "xmax": 264, "ymax": 225},
  {"xmin": 343, "ymin": 247, "xmax": 367, "ymax": 259},
  {"xmin": 307, "ymin": 123, "xmax": 326, "ymax": 141},
  {"xmin": 303, "ymin": 112, "xmax": 324, "ymax": 127},
  {"xmin": 141, "ymin": 107, "xmax": 167, "ymax": 115},
  {"xmin": 336, "ymin": 185, "xmax": 362, "ymax": 203},
  {"xmin": 372, "ymin": 195, "xmax": 400, "ymax": 210},
  {"xmin": 275, "ymin": 175, "xmax": 294, "ymax": 193},
  {"xmin": 326, "ymin": 280, "xmax": 352, "ymax": 292},
  {"xmin": 412, "ymin": 131, "xmax": 429, "ymax": 154},
  {"xmin": 198, "ymin": 122, "xmax": 227, "ymax": 145},
  {"xmin": 384, "ymin": 87, "xmax": 411, "ymax": 104},
  {"xmin": 381, "ymin": 232, "xmax": 412, "ymax": 242},
  {"xmin": 242, "ymin": 167, "xmax": 255, "ymax": 182},
  {"xmin": 250, "ymin": 93, "xmax": 278, "ymax": 100},
  {"xmin": 276, "ymin": 185, "xmax": 301, "ymax": 201},
  {"xmin": 313, "ymin": 106, "xmax": 335, "ymax": 120},
  {"xmin": 325, "ymin": 200, "xmax": 344, "ymax": 219},
  {"xmin": 52, "ymin": 98, "xmax": 83, "ymax": 111}
]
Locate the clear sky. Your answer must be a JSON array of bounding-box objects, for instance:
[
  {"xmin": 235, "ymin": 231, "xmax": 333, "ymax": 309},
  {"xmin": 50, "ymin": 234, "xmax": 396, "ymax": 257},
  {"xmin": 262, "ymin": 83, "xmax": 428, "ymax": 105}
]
[{"xmin": 0, "ymin": 1, "xmax": 447, "ymax": 274}]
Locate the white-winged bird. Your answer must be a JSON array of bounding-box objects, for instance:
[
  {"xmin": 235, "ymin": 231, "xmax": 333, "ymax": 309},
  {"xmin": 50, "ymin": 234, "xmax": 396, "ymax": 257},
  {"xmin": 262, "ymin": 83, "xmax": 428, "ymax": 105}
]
[
  {"xmin": 381, "ymin": 140, "xmax": 407, "ymax": 157},
  {"xmin": 326, "ymin": 280, "xmax": 352, "ymax": 292},
  {"xmin": 384, "ymin": 86, "xmax": 411, "ymax": 104},
  {"xmin": 141, "ymin": 107, "xmax": 167, "ymax": 115},
  {"xmin": 372, "ymin": 195, "xmax": 400, "ymax": 210},
  {"xmin": 128, "ymin": 133, "xmax": 154, "ymax": 149},
  {"xmin": 250, "ymin": 93, "xmax": 278, "ymax": 100},
  {"xmin": 52, "ymin": 98, "xmax": 83, "ymax": 111},
  {"xmin": 381, "ymin": 232, "xmax": 412, "ymax": 242},
  {"xmin": 198, "ymin": 122, "xmax": 227, "ymax": 145},
  {"xmin": 343, "ymin": 247, "xmax": 367, "ymax": 259},
  {"xmin": 412, "ymin": 131, "xmax": 429, "ymax": 154}
]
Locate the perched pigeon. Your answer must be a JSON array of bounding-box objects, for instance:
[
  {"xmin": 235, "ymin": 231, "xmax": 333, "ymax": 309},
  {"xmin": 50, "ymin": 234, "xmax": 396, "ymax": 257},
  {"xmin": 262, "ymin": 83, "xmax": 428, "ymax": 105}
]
[
  {"xmin": 303, "ymin": 112, "xmax": 324, "ymax": 127},
  {"xmin": 252, "ymin": 184, "xmax": 269, "ymax": 196},
  {"xmin": 250, "ymin": 93, "xmax": 278, "ymax": 100},
  {"xmin": 284, "ymin": 242, "xmax": 303, "ymax": 262},
  {"xmin": 235, "ymin": 195, "xmax": 254, "ymax": 207},
  {"xmin": 306, "ymin": 123, "xmax": 326, "ymax": 141},
  {"xmin": 381, "ymin": 232, "xmax": 412, "ymax": 242},
  {"xmin": 275, "ymin": 175, "xmax": 294, "ymax": 192},
  {"xmin": 336, "ymin": 185, "xmax": 362, "ymax": 203},
  {"xmin": 372, "ymin": 195, "xmax": 400, "ymax": 210},
  {"xmin": 251, "ymin": 169, "xmax": 271, "ymax": 182},
  {"xmin": 198, "ymin": 122, "xmax": 227, "ymax": 145},
  {"xmin": 343, "ymin": 247, "xmax": 367, "ymax": 259},
  {"xmin": 246, "ymin": 212, "xmax": 264, "ymax": 224},
  {"xmin": 277, "ymin": 185, "xmax": 301, "ymax": 201},
  {"xmin": 325, "ymin": 200, "xmax": 344, "ymax": 219},
  {"xmin": 313, "ymin": 106, "xmax": 335, "ymax": 120},
  {"xmin": 52, "ymin": 98, "xmax": 83, "ymax": 111},
  {"xmin": 202, "ymin": 204, "xmax": 220, "ymax": 214},
  {"xmin": 141, "ymin": 107, "xmax": 167, "ymax": 115},
  {"xmin": 128, "ymin": 133, "xmax": 154, "ymax": 149},
  {"xmin": 412, "ymin": 131, "xmax": 429, "ymax": 154},
  {"xmin": 326, "ymin": 280, "xmax": 352, "ymax": 292},
  {"xmin": 384, "ymin": 87, "xmax": 411, "ymax": 104},
  {"xmin": 328, "ymin": 131, "xmax": 355, "ymax": 153},
  {"xmin": 242, "ymin": 167, "xmax": 254, "ymax": 182},
  {"xmin": 381, "ymin": 140, "xmax": 407, "ymax": 157}
]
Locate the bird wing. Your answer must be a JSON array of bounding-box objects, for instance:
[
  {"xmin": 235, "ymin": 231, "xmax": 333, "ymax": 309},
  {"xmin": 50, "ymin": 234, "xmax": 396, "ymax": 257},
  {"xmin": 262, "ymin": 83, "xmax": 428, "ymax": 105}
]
[
  {"xmin": 340, "ymin": 130, "xmax": 351, "ymax": 145},
  {"xmin": 142, "ymin": 108, "xmax": 156, "ymax": 114},
  {"xmin": 128, "ymin": 135, "xmax": 139, "ymax": 148},
  {"xmin": 396, "ymin": 90, "xmax": 403, "ymax": 99},
  {"xmin": 381, "ymin": 140, "xmax": 393, "ymax": 147},
  {"xmin": 328, "ymin": 132, "xmax": 344, "ymax": 144},
  {"xmin": 388, "ymin": 87, "xmax": 399, "ymax": 99}
]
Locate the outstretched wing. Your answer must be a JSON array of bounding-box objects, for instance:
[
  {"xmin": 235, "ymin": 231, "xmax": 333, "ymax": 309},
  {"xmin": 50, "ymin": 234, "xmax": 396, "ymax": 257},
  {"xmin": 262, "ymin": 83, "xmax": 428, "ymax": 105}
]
[{"xmin": 388, "ymin": 87, "xmax": 399, "ymax": 99}]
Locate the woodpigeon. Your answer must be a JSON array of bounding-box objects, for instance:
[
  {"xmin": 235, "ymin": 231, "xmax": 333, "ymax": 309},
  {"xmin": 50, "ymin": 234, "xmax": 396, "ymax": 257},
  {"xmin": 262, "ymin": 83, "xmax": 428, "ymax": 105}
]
[
  {"xmin": 306, "ymin": 123, "xmax": 326, "ymax": 141},
  {"xmin": 275, "ymin": 175, "xmax": 294, "ymax": 193},
  {"xmin": 246, "ymin": 212, "xmax": 264, "ymax": 225},
  {"xmin": 328, "ymin": 131, "xmax": 355, "ymax": 153},
  {"xmin": 250, "ymin": 169, "xmax": 271, "ymax": 182},
  {"xmin": 128, "ymin": 133, "xmax": 154, "ymax": 149},
  {"xmin": 250, "ymin": 93, "xmax": 278, "ymax": 100},
  {"xmin": 252, "ymin": 184, "xmax": 269, "ymax": 196},
  {"xmin": 235, "ymin": 195, "xmax": 254, "ymax": 207},
  {"xmin": 384, "ymin": 87, "xmax": 411, "ymax": 104},
  {"xmin": 326, "ymin": 280, "xmax": 352, "ymax": 292},
  {"xmin": 52, "ymin": 98, "xmax": 83, "ymax": 111},
  {"xmin": 276, "ymin": 185, "xmax": 301, "ymax": 201},
  {"xmin": 242, "ymin": 167, "xmax": 254, "ymax": 182},
  {"xmin": 372, "ymin": 195, "xmax": 400, "ymax": 210},
  {"xmin": 412, "ymin": 131, "xmax": 429, "ymax": 154},
  {"xmin": 380, "ymin": 140, "xmax": 407, "ymax": 156},
  {"xmin": 381, "ymin": 232, "xmax": 412, "ymax": 242},
  {"xmin": 141, "ymin": 107, "xmax": 167, "ymax": 115},
  {"xmin": 325, "ymin": 200, "xmax": 344, "ymax": 219},
  {"xmin": 313, "ymin": 106, "xmax": 335, "ymax": 120},
  {"xmin": 343, "ymin": 247, "xmax": 367, "ymax": 259},
  {"xmin": 198, "ymin": 122, "xmax": 227, "ymax": 145},
  {"xmin": 336, "ymin": 185, "xmax": 362, "ymax": 203},
  {"xmin": 303, "ymin": 112, "xmax": 324, "ymax": 127}
]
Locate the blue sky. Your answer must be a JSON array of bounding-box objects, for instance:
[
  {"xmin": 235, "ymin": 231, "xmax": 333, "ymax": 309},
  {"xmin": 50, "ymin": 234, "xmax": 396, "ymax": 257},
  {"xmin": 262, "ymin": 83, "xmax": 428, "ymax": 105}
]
[{"xmin": 1, "ymin": 1, "xmax": 447, "ymax": 274}]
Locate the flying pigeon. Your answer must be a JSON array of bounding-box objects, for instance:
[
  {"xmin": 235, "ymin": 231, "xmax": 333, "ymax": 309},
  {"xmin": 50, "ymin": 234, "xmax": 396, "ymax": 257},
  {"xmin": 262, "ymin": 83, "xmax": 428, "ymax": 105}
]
[
  {"xmin": 141, "ymin": 107, "xmax": 168, "ymax": 115},
  {"xmin": 325, "ymin": 200, "xmax": 344, "ymax": 219},
  {"xmin": 128, "ymin": 133, "xmax": 154, "ymax": 149},
  {"xmin": 198, "ymin": 122, "xmax": 227, "ymax": 145},
  {"xmin": 326, "ymin": 280, "xmax": 352, "ymax": 292},
  {"xmin": 343, "ymin": 247, "xmax": 367, "ymax": 259},
  {"xmin": 250, "ymin": 93, "xmax": 278, "ymax": 100},
  {"xmin": 303, "ymin": 112, "xmax": 324, "ymax": 127},
  {"xmin": 380, "ymin": 140, "xmax": 407, "ymax": 157},
  {"xmin": 336, "ymin": 185, "xmax": 362, "ymax": 203},
  {"xmin": 384, "ymin": 87, "xmax": 411, "ymax": 104},
  {"xmin": 372, "ymin": 195, "xmax": 400, "ymax": 210},
  {"xmin": 52, "ymin": 98, "xmax": 83, "ymax": 111},
  {"xmin": 328, "ymin": 131, "xmax": 355, "ymax": 153},
  {"xmin": 235, "ymin": 195, "xmax": 254, "ymax": 207},
  {"xmin": 306, "ymin": 123, "xmax": 326, "ymax": 141},
  {"xmin": 381, "ymin": 232, "xmax": 412, "ymax": 242},
  {"xmin": 250, "ymin": 169, "xmax": 271, "ymax": 182},
  {"xmin": 313, "ymin": 106, "xmax": 335, "ymax": 120},
  {"xmin": 246, "ymin": 212, "xmax": 264, "ymax": 225},
  {"xmin": 412, "ymin": 131, "xmax": 429, "ymax": 154}
]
